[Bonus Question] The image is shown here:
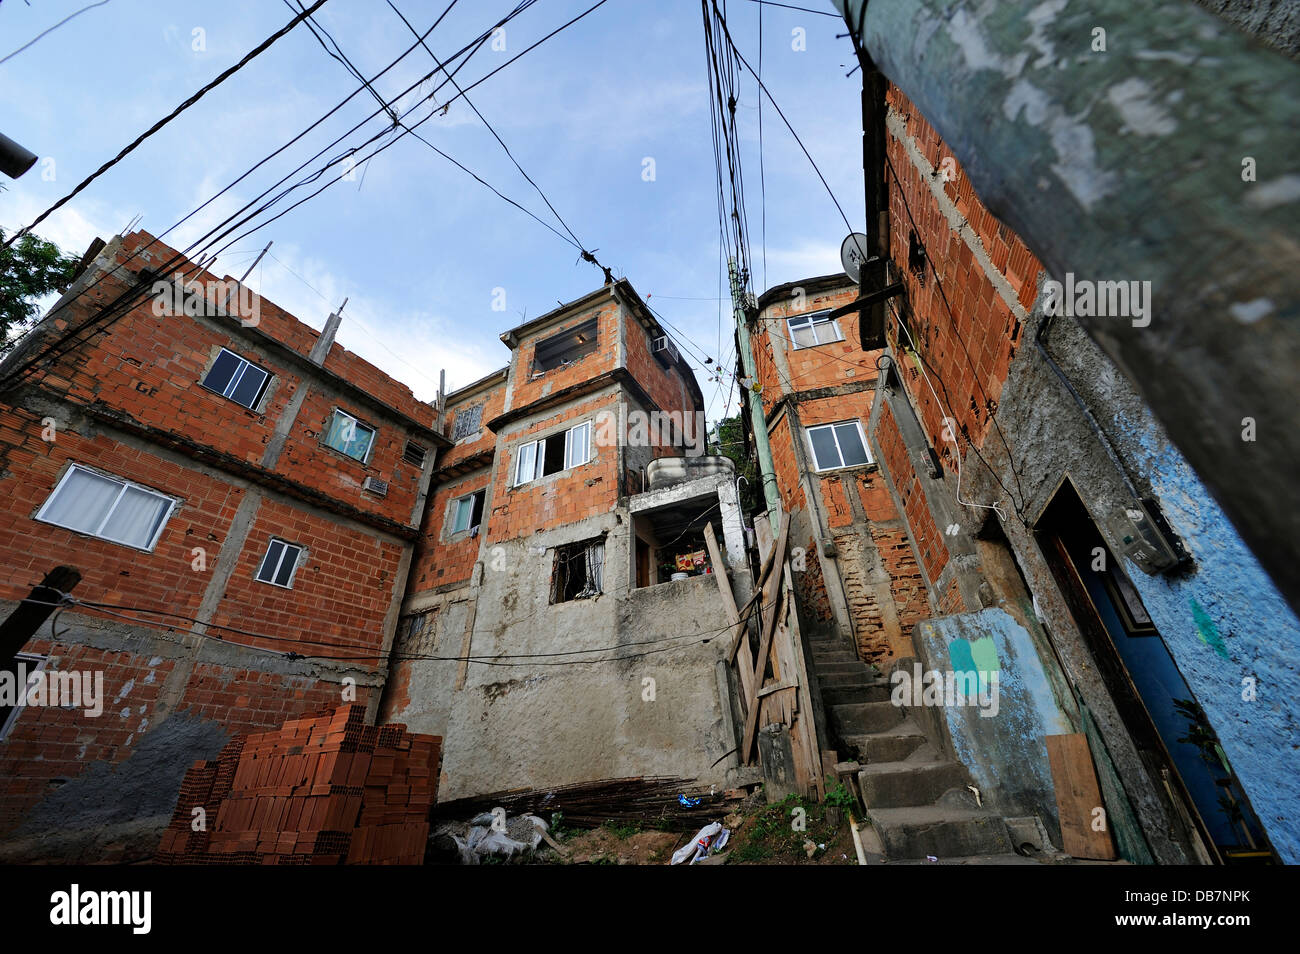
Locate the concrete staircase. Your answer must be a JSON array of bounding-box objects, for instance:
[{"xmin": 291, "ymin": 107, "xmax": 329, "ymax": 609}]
[{"xmin": 808, "ymin": 636, "xmax": 1019, "ymax": 861}]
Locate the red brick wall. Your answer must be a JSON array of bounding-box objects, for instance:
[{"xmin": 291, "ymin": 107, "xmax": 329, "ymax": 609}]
[
  {"xmin": 0, "ymin": 635, "xmax": 369, "ymax": 840},
  {"xmin": 0, "ymin": 405, "xmax": 235, "ymax": 615},
  {"xmin": 23, "ymin": 233, "xmax": 435, "ymax": 530},
  {"xmin": 114, "ymin": 232, "xmax": 430, "ymax": 424},
  {"xmin": 438, "ymin": 380, "xmax": 506, "ymax": 470},
  {"xmin": 487, "ymin": 392, "xmax": 620, "ymax": 543},
  {"xmin": 203, "ymin": 496, "xmax": 404, "ymax": 663},
  {"xmin": 877, "ymin": 400, "xmax": 948, "ymax": 583},
  {"xmin": 757, "ymin": 284, "xmax": 876, "ymax": 409},
  {"xmin": 409, "ymin": 469, "xmax": 491, "ymax": 592},
  {"xmin": 885, "ymin": 86, "xmax": 1042, "ymax": 461},
  {"xmin": 623, "ymin": 308, "xmax": 699, "ymax": 421},
  {"xmin": 506, "ymin": 303, "xmax": 620, "ymax": 414}
]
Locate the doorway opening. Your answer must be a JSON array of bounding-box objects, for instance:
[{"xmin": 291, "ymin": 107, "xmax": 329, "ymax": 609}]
[{"xmin": 1037, "ymin": 479, "xmax": 1274, "ymax": 863}]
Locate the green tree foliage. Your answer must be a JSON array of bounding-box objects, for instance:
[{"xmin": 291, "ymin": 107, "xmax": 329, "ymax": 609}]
[
  {"xmin": 711, "ymin": 414, "xmax": 761, "ymax": 516},
  {"xmin": 0, "ymin": 227, "xmax": 81, "ymax": 349}
]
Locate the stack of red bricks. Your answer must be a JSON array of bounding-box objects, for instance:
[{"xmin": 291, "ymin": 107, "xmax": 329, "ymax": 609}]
[{"xmin": 155, "ymin": 704, "xmax": 441, "ymax": 865}]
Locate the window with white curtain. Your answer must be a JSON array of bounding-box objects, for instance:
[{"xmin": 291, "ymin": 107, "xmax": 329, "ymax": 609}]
[
  {"xmin": 35, "ymin": 465, "xmax": 176, "ymax": 550},
  {"xmin": 551, "ymin": 538, "xmax": 605, "ymax": 602}
]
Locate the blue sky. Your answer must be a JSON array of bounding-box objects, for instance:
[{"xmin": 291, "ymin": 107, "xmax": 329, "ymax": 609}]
[{"xmin": 2, "ymin": 0, "xmax": 863, "ymax": 422}]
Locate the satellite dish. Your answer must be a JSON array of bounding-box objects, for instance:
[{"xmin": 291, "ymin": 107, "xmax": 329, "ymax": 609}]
[{"xmin": 840, "ymin": 232, "xmax": 870, "ymax": 284}]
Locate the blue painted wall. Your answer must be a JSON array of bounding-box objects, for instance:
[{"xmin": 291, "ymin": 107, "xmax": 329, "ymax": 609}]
[
  {"xmin": 913, "ymin": 608, "xmax": 1072, "ymax": 840},
  {"xmin": 1114, "ymin": 409, "xmax": 1300, "ymax": 864}
]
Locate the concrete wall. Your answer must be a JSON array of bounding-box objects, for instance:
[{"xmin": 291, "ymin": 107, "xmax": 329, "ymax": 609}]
[
  {"xmin": 910, "ymin": 609, "xmax": 1072, "ymax": 844},
  {"xmin": 860, "ymin": 84, "xmax": 1300, "ymax": 863},
  {"xmin": 384, "ymin": 476, "xmax": 748, "ymax": 800}
]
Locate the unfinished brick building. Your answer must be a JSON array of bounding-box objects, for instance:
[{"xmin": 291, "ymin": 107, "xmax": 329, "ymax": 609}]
[
  {"xmin": 0, "ymin": 231, "xmax": 446, "ymax": 862},
  {"xmin": 382, "ymin": 280, "xmax": 753, "ymax": 800},
  {"xmin": 741, "ymin": 70, "xmax": 1300, "ymax": 863}
]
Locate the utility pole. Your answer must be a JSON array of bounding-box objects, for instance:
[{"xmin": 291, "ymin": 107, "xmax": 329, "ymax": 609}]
[
  {"xmin": 1, "ymin": 566, "xmax": 81, "ymax": 666},
  {"xmin": 730, "ymin": 258, "xmax": 781, "ymax": 533}
]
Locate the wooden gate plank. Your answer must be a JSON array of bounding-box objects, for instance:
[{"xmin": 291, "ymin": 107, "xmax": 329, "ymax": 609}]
[{"xmin": 1047, "ymin": 733, "xmax": 1118, "ymax": 860}]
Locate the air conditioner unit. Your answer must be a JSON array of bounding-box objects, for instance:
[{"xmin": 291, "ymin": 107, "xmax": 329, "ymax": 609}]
[
  {"xmin": 362, "ymin": 476, "xmax": 389, "ymax": 497},
  {"xmin": 651, "ymin": 335, "xmax": 680, "ymax": 367}
]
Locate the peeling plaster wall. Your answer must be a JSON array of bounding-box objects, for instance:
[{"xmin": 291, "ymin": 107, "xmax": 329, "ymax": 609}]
[
  {"xmin": 957, "ymin": 292, "xmax": 1300, "ymax": 864},
  {"xmin": 387, "ymin": 479, "xmax": 750, "ymax": 801},
  {"xmin": 910, "ymin": 608, "xmax": 1072, "ymax": 842}
]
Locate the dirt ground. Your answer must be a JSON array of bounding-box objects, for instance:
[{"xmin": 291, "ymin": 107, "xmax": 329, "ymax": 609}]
[{"xmin": 533, "ymin": 791, "xmax": 860, "ymax": 866}]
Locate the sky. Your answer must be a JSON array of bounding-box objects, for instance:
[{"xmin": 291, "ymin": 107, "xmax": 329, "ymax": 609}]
[{"xmin": 1, "ymin": 0, "xmax": 865, "ymax": 425}]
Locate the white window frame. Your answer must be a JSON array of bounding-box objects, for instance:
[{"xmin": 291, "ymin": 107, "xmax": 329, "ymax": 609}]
[
  {"xmin": 786, "ymin": 310, "xmax": 844, "ymax": 349},
  {"xmin": 513, "ymin": 420, "xmax": 593, "ymax": 487},
  {"xmin": 35, "ymin": 464, "xmax": 177, "ymax": 551},
  {"xmin": 450, "ymin": 489, "xmax": 483, "ymax": 534},
  {"xmin": 0, "ymin": 653, "xmax": 48, "ymax": 742},
  {"xmin": 200, "ymin": 347, "xmax": 271, "ymax": 410},
  {"xmin": 806, "ymin": 420, "xmax": 872, "ymax": 472},
  {"xmin": 324, "ymin": 408, "xmax": 376, "ymax": 463},
  {"xmin": 255, "ymin": 537, "xmax": 303, "ymax": 589},
  {"xmin": 565, "ymin": 420, "xmax": 593, "ymax": 470},
  {"xmin": 514, "ymin": 439, "xmax": 541, "ymax": 486}
]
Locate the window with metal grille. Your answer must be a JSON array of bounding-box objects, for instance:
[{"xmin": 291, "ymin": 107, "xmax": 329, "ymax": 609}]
[
  {"xmin": 452, "ymin": 404, "xmax": 483, "ymax": 440},
  {"xmin": 200, "ymin": 347, "xmax": 271, "ymax": 409},
  {"xmin": 807, "ymin": 420, "xmax": 871, "ymax": 471},
  {"xmin": 255, "ymin": 538, "xmax": 302, "ymax": 588},
  {"xmin": 786, "ymin": 310, "xmax": 844, "ymax": 349},
  {"xmin": 550, "ymin": 538, "xmax": 605, "ymax": 603},
  {"xmin": 35, "ymin": 464, "xmax": 177, "ymax": 550}
]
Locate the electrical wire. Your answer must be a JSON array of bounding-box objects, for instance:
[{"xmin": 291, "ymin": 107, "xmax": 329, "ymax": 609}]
[
  {"xmin": 13, "ymin": 580, "xmax": 775, "ymax": 669},
  {"xmin": 0, "ymin": 0, "xmax": 476, "ymax": 386},
  {"xmin": 386, "ymin": 0, "xmax": 590, "ymax": 256},
  {"xmin": 882, "ymin": 148, "xmax": 1029, "ymax": 516},
  {"xmin": 0, "ymin": 0, "xmax": 581, "ymax": 390},
  {"xmin": 4, "ymin": 0, "xmax": 331, "ymax": 249},
  {"xmin": 0, "ymin": 0, "xmax": 112, "ymax": 66}
]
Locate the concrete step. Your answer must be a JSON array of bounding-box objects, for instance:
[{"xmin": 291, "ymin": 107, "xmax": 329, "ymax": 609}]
[
  {"xmin": 822, "ymin": 683, "xmax": 893, "ymax": 706},
  {"xmin": 811, "ymin": 651, "xmax": 860, "ymax": 666},
  {"xmin": 890, "ymin": 852, "xmax": 1050, "ymax": 865},
  {"xmin": 840, "ymin": 722, "xmax": 930, "ymax": 763},
  {"xmin": 868, "ymin": 806, "xmax": 1012, "ymax": 860},
  {"xmin": 811, "ymin": 665, "xmax": 873, "ymax": 681},
  {"xmin": 830, "ymin": 700, "xmax": 906, "ymax": 736},
  {"xmin": 818, "ymin": 670, "xmax": 887, "ymax": 688},
  {"xmin": 857, "ymin": 760, "xmax": 970, "ymax": 809},
  {"xmin": 808, "ymin": 641, "xmax": 853, "ymax": 656}
]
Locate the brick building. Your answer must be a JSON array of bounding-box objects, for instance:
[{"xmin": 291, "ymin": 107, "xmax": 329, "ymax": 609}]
[
  {"xmin": 381, "ymin": 280, "xmax": 753, "ymax": 799},
  {"xmin": 742, "ymin": 74, "xmax": 1300, "ymax": 863},
  {"xmin": 0, "ymin": 231, "xmax": 446, "ymax": 862}
]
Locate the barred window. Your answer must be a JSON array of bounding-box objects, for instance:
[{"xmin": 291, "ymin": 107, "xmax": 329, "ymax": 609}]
[
  {"xmin": 551, "ymin": 538, "xmax": 605, "ymax": 603},
  {"xmin": 453, "ymin": 404, "xmax": 484, "ymax": 440}
]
